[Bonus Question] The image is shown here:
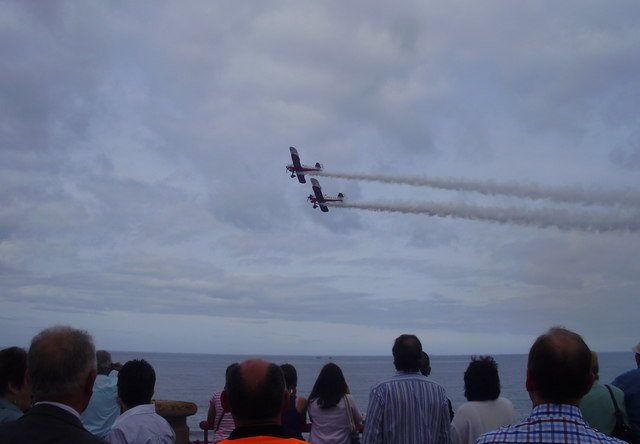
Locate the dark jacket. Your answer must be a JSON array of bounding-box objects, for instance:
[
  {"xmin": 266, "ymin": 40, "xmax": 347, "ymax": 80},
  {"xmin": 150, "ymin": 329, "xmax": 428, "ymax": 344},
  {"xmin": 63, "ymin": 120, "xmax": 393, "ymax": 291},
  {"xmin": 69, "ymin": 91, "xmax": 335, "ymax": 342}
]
[{"xmin": 0, "ymin": 403, "xmax": 108, "ymax": 444}]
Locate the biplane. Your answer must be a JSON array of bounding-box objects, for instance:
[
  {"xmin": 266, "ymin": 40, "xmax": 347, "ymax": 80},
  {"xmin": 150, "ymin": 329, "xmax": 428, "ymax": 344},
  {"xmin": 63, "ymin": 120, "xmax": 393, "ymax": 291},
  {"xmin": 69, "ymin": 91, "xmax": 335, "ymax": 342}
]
[
  {"xmin": 308, "ymin": 178, "xmax": 344, "ymax": 212},
  {"xmin": 286, "ymin": 147, "xmax": 322, "ymax": 183}
]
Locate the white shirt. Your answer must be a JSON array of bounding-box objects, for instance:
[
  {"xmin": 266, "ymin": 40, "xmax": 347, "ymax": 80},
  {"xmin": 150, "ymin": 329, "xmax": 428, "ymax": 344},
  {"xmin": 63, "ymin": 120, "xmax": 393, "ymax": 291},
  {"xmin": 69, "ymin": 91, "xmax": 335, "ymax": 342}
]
[
  {"xmin": 106, "ymin": 404, "xmax": 175, "ymax": 444},
  {"xmin": 451, "ymin": 397, "xmax": 517, "ymax": 444}
]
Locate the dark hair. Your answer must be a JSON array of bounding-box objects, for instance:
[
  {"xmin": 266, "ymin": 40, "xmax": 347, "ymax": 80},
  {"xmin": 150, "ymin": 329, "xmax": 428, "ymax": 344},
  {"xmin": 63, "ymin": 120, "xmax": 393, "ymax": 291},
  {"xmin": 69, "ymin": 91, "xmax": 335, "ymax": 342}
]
[
  {"xmin": 0, "ymin": 347, "xmax": 27, "ymax": 396},
  {"xmin": 29, "ymin": 326, "xmax": 96, "ymax": 398},
  {"xmin": 280, "ymin": 364, "xmax": 297, "ymax": 391},
  {"xmin": 420, "ymin": 351, "xmax": 431, "ymax": 377},
  {"xmin": 528, "ymin": 327, "xmax": 592, "ymax": 403},
  {"xmin": 464, "ymin": 356, "xmax": 500, "ymax": 401},
  {"xmin": 225, "ymin": 362, "xmax": 285, "ymax": 420},
  {"xmin": 117, "ymin": 359, "xmax": 155, "ymax": 408},
  {"xmin": 393, "ymin": 334, "xmax": 423, "ymax": 372},
  {"xmin": 309, "ymin": 363, "xmax": 348, "ymax": 409}
]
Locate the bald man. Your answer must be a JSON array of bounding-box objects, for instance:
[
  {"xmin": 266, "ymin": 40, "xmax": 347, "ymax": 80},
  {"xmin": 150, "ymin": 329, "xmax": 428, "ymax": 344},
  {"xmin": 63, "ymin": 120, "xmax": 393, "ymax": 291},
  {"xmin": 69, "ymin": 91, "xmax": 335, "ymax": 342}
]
[
  {"xmin": 219, "ymin": 359, "xmax": 303, "ymax": 443},
  {"xmin": 477, "ymin": 327, "xmax": 625, "ymax": 444}
]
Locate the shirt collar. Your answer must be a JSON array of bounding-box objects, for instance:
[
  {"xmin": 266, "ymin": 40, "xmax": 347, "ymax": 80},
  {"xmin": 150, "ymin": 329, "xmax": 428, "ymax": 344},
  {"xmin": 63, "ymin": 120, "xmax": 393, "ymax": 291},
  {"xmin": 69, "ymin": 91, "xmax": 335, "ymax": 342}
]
[
  {"xmin": 530, "ymin": 403, "xmax": 584, "ymax": 420},
  {"xmin": 34, "ymin": 401, "xmax": 82, "ymax": 420}
]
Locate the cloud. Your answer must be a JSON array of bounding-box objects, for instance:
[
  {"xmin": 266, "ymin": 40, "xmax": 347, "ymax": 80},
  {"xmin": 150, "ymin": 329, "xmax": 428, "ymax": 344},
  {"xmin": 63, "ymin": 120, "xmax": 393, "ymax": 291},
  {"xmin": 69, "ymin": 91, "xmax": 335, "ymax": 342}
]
[{"xmin": 1, "ymin": 1, "xmax": 639, "ymax": 355}]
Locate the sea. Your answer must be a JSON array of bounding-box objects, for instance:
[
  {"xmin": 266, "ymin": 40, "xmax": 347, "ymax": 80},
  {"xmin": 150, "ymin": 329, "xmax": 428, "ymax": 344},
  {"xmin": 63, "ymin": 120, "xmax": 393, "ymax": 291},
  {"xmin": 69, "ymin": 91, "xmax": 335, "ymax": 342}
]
[{"xmin": 108, "ymin": 351, "xmax": 634, "ymax": 441}]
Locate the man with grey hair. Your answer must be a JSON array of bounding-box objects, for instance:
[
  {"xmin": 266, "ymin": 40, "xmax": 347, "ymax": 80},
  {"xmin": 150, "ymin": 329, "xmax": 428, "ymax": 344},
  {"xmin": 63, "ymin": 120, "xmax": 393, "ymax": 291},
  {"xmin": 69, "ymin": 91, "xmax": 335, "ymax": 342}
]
[
  {"xmin": 82, "ymin": 350, "xmax": 123, "ymax": 438},
  {"xmin": 0, "ymin": 326, "xmax": 108, "ymax": 444}
]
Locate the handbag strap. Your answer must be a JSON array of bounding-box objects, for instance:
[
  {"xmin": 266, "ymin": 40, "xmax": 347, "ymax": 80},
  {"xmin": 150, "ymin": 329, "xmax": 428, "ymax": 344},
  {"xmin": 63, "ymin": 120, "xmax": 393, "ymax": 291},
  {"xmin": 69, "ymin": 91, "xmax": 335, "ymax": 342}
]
[
  {"xmin": 604, "ymin": 384, "xmax": 623, "ymax": 417},
  {"xmin": 344, "ymin": 395, "xmax": 356, "ymax": 433}
]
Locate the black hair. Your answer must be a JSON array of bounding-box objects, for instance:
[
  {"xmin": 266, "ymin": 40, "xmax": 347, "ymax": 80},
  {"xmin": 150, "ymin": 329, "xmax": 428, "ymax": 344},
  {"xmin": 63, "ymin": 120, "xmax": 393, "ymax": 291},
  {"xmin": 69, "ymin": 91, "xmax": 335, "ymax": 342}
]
[
  {"xmin": 280, "ymin": 364, "xmax": 297, "ymax": 391},
  {"xmin": 528, "ymin": 327, "xmax": 592, "ymax": 403},
  {"xmin": 464, "ymin": 356, "xmax": 500, "ymax": 401},
  {"xmin": 117, "ymin": 359, "xmax": 155, "ymax": 408},
  {"xmin": 393, "ymin": 334, "xmax": 423, "ymax": 372},
  {"xmin": 0, "ymin": 347, "xmax": 27, "ymax": 396},
  {"xmin": 309, "ymin": 363, "xmax": 348, "ymax": 409},
  {"xmin": 225, "ymin": 362, "xmax": 285, "ymax": 420},
  {"xmin": 420, "ymin": 351, "xmax": 431, "ymax": 377}
]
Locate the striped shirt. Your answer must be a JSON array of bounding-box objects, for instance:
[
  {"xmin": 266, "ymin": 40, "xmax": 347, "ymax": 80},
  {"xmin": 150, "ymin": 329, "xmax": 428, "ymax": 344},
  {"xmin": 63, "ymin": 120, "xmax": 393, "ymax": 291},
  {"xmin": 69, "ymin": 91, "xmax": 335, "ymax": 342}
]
[
  {"xmin": 362, "ymin": 371, "xmax": 451, "ymax": 444},
  {"xmin": 476, "ymin": 404, "xmax": 627, "ymax": 444}
]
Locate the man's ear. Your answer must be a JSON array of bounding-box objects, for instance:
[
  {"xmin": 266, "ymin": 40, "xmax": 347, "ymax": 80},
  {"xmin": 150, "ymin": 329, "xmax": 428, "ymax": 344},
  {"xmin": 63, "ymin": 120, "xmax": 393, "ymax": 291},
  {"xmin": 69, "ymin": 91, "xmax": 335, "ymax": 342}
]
[
  {"xmin": 281, "ymin": 390, "xmax": 290, "ymax": 413},
  {"xmin": 85, "ymin": 369, "xmax": 97, "ymax": 396},
  {"xmin": 583, "ymin": 371, "xmax": 595, "ymax": 396},
  {"xmin": 525, "ymin": 368, "xmax": 534, "ymax": 394},
  {"xmin": 221, "ymin": 390, "xmax": 231, "ymax": 413}
]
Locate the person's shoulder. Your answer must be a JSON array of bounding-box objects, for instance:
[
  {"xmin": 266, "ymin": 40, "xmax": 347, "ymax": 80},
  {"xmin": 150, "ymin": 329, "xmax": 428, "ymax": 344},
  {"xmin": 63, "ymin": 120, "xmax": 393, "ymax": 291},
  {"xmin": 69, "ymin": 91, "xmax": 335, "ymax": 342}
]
[
  {"xmin": 495, "ymin": 397, "xmax": 515, "ymax": 408},
  {"xmin": 613, "ymin": 367, "xmax": 640, "ymax": 383},
  {"xmin": 476, "ymin": 424, "xmax": 515, "ymax": 444}
]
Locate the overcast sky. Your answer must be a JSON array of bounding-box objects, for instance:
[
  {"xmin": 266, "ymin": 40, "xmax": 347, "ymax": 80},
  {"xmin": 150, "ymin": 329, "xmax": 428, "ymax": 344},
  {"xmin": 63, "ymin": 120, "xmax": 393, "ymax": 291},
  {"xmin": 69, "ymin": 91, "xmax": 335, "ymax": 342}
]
[{"xmin": 2, "ymin": 1, "xmax": 639, "ymax": 356}]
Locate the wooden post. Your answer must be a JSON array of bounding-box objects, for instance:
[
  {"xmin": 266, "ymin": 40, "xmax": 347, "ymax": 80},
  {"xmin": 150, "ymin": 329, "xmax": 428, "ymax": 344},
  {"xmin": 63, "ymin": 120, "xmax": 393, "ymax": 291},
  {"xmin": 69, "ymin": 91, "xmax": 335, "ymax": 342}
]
[{"xmin": 154, "ymin": 400, "xmax": 198, "ymax": 444}]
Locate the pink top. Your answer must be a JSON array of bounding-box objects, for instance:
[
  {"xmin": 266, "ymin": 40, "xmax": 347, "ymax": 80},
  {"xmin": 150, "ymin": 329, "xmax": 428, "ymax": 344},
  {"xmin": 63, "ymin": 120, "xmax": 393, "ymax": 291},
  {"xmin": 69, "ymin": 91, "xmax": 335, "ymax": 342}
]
[{"xmin": 208, "ymin": 390, "xmax": 235, "ymax": 443}]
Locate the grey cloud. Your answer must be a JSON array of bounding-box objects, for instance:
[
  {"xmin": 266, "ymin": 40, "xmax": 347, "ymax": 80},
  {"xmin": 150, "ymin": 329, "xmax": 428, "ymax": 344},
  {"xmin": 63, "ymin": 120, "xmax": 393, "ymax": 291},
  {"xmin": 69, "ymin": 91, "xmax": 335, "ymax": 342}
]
[{"xmin": 610, "ymin": 129, "xmax": 640, "ymax": 171}]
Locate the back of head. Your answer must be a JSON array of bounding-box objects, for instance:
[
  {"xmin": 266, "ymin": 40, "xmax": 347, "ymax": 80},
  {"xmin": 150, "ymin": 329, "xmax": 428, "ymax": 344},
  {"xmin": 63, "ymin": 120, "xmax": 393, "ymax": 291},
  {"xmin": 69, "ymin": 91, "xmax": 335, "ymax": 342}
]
[
  {"xmin": 393, "ymin": 334, "xmax": 423, "ymax": 372},
  {"xmin": 309, "ymin": 363, "xmax": 348, "ymax": 409},
  {"xmin": 96, "ymin": 350, "xmax": 113, "ymax": 375},
  {"xmin": 528, "ymin": 327, "xmax": 592, "ymax": 404},
  {"xmin": 117, "ymin": 359, "xmax": 155, "ymax": 408},
  {"xmin": 225, "ymin": 359, "xmax": 285, "ymax": 421},
  {"xmin": 280, "ymin": 364, "xmax": 297, "ymax": 392},
  {"xmin": 28, "ymin": 326, "xmax": 96, "ymax": 399},
  {"xmin": 0, "ymin": 347, "xmax": 27, "ymax": 396},
  {"xmin": 464, "ymin": 356, "xmax": 500, "ymax": 401}
]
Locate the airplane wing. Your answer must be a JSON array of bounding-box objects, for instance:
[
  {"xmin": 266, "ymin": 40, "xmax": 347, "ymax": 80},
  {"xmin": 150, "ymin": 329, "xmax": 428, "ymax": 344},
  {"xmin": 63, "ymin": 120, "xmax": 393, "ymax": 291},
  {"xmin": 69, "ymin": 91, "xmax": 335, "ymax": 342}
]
[
  {"xmin": 311, "ymin": 178, "xmax": 329, "ymax": 212},
  {"xmin": 289, "ymin": 147, "xmax": 306, "ymax": 183}
]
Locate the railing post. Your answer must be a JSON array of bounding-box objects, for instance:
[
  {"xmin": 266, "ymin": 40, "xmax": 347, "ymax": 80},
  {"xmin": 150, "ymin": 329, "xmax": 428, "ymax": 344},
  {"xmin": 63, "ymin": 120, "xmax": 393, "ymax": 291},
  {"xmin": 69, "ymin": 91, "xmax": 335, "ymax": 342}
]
[{"xmin": 154, "ymin": 400, "xmax": 198, "ymax": 444}]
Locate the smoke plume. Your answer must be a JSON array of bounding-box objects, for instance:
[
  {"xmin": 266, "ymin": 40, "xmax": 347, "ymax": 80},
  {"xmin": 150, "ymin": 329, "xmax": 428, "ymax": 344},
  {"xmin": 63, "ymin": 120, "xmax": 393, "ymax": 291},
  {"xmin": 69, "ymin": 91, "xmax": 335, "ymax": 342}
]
[
  {"xmin": 326, "ymin": 201, "xmax": 640, "ymax": 233},
  {"xmin": 313, "ymin": 171, "xmax": 640, "ymax": 208}
]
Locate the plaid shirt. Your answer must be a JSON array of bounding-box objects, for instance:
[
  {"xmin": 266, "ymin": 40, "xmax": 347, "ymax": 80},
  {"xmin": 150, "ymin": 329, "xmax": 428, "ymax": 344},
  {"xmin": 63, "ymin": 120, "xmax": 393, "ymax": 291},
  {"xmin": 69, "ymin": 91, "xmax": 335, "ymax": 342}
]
[{"xmin": 476, "ymin": 404, "xmax": 626, "ymax": 444}]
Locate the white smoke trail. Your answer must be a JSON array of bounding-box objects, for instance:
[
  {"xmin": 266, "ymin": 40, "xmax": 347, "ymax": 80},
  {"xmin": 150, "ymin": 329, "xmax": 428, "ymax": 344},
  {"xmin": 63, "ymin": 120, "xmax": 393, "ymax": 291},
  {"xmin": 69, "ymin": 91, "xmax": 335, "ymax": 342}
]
[
  {"xmin": 312, "ymin": 171, "xmax": 640, "ymax": 208},
  {"xmin": 326, "ymin": 200, "xmax": 640, "ymax": 233}
]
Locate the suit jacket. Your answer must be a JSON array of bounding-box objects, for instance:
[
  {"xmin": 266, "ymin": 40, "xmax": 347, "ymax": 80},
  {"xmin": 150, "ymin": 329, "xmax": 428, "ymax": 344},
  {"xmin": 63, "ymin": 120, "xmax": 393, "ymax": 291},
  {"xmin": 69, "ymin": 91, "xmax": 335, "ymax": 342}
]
[{"xmin": 0, "ymin": 403, "xmax": 108, "ymax": 444}]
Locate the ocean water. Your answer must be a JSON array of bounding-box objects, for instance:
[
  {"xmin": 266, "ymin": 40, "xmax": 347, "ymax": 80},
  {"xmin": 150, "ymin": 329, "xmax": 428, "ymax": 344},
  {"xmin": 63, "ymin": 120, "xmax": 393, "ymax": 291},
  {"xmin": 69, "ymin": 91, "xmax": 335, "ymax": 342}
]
[{"xmin": 109, "ymin": 351, "xmax": 634, "ymax": 441}]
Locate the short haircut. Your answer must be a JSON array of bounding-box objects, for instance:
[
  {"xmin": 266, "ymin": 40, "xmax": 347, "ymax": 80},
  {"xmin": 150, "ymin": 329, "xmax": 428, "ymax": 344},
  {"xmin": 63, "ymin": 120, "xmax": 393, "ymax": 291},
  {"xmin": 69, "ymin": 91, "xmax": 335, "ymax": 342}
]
[
  {"xmin": 96, "ymin": 350, "xmax": 113, "ymax": 375},
  {"xmin": 28, "ymin": 326, "xmax": 96, "ymax": 398},
  {"xmin": 280, "ymin": 364, "xmax": 297, "ymax": 391},
  {"xmin": 0, "ymin": 347, "xmax": 27, "ymax": 397},
  {"xmin": 393, "ymin": 334, "xmax": 423, "ymax": 372},
  {"xmin": 464, "ymin": 356, "xmax": 500, "ymax": 401},
  {"xmin": 528, "ymin": 327, "xmax": 592, "ymax": 403},
  {"xmin": 117, "ymin": 359, "xmax": 155, "ymax": 408},
  {"xmin": 225, "ymin": 362, "xmax": 285, "ymax": 420}
]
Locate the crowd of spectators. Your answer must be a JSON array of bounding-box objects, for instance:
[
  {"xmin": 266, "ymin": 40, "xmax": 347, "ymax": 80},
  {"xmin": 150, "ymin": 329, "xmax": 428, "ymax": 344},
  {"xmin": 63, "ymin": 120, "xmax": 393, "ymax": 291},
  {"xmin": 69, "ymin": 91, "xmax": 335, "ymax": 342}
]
[{"xmin": 1, "ymin": 325, "xmax": 638, "ymax": 444}]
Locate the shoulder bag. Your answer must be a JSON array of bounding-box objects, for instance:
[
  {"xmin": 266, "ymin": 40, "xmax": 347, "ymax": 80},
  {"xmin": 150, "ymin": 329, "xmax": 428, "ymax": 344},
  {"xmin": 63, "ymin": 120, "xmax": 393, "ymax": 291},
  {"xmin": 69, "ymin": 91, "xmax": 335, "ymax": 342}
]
[
  {"xmin": 605, "ymin": 384, "xmax": 636, "ymax": 444},
  {"xmin": 344, "ymin": 395, "xmax": 361, "ymax": 444}
]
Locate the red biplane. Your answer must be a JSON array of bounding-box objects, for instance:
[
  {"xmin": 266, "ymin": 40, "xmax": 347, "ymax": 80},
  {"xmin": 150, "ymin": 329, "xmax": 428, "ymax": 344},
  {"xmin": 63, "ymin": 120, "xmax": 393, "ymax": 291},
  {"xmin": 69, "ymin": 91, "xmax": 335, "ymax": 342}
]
[
  {"xmin": 286, "ymin": 147, "xmax": 322, "ymax": 184},
  {"xmin": 308, "ymin": 178, "xmax": 345, "ymax": 212}
]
